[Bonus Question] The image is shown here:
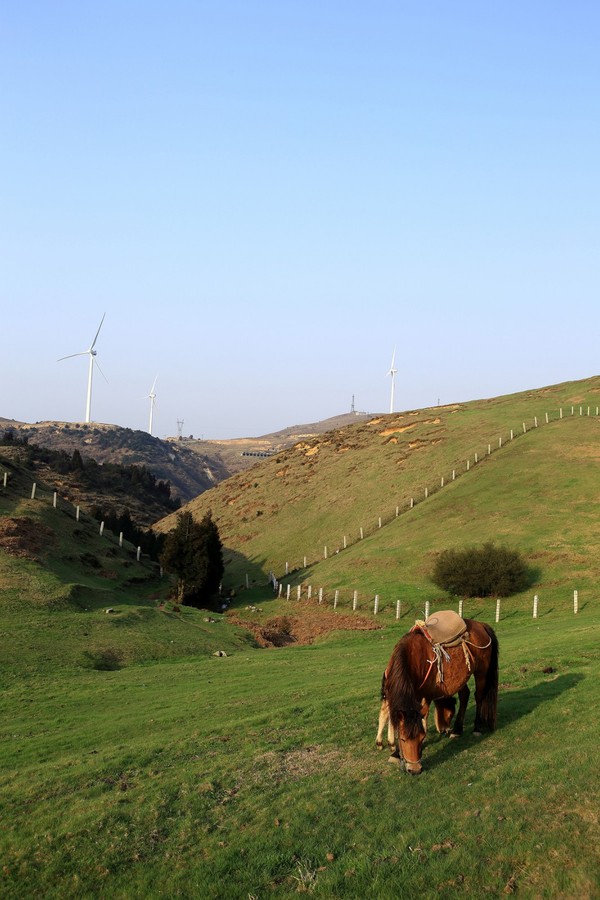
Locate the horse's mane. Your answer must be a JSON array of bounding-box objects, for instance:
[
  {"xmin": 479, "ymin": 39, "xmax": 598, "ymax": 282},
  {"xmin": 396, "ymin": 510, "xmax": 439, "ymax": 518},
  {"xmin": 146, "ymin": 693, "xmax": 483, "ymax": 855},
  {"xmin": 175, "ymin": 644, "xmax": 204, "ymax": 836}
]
[{"xmin": 386, "ymin": 633, "xmax": 425, "ymax": 738}]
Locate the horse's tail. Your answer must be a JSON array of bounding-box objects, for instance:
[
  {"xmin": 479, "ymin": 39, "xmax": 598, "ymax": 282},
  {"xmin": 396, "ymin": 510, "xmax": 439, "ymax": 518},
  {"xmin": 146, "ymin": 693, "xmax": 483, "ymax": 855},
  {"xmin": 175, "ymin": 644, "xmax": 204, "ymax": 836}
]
[{"xmin": 479, "ymin": 623, "xmax": 499, "ymax": 731}]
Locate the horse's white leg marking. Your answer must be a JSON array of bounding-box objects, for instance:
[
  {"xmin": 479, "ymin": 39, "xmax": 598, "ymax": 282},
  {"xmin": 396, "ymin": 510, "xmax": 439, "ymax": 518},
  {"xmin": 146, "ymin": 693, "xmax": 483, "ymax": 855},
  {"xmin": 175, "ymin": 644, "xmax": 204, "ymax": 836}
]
[{"xmin": 376, "ymin": 699, "xmax": 389, "ymax": 748}]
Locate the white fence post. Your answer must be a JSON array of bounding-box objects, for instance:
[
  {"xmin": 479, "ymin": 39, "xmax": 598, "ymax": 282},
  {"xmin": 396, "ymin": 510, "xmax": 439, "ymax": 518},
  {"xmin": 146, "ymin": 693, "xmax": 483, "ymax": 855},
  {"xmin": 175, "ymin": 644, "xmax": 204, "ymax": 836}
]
[
  {"xmin": 488, "ymin": 444, "xmax": 491, "ymax": 455},
  {"xmin": 441, "ymin": 476, "xmax": 444, "ymax": 488},
  {"xmin": 303, "ymin": 556, "xmax": 307, "ymax": 568},
  {"xmin": 545, "ymin": 412, "xmax": 549, "ymax": 424},
  {"xmin": 76, "ymin": 505, "xmax": 80, "ymax": 522},
  {"xmin": 534, "ymin": 416, "xmax": 538, "ymax": 427},
  {"xmin": 318, "ymin": 588, "xmax": 323, "ymax": 604},
  {"xmin": 574, "ymin": 590, "xmax": 578, "ymax": 614},
  {"xmin": 119, "ymin": 532, "xmax": 123, "ymax": 548},
  {"xmin": 378, "ymin": 516, "xmax": 382, "ymax": 528},
  {"xmin": 324, "ymin": 546, "xmax": 327, "ymax": 559},
  {"xmin": 343, "ymin": 535, "xmax": 347, "ymax": 549},
  {"xmin": 297, "ymin": 585, "xmax": 301, "ymax": 600},
  {"xmin": 458, "ymin": 599, "xmax": 463, "ymax": 617},
  {"xmin": 334, "ymin": 590, "xmax": 338, "ymax": 609},
  {"xmin": 533, "ymin": 594, "xmax": 539, "ymax": 618},
  {"xmin": 522, "ymin": 422, "xmax": 526, "ymax": 433},
  {"xmin": 452, "ymin": 470, "xmax": 456, "ymax": 480},
  {"xmin": 374, "ymin": 595, "xmax": 379, "ymax": 615},
  {"xmin": 510, "ymin": 429, "xmax": 514, "ymax": 440},
  {"xmin": 495, "ymin": 598, "xmax": 501, "ymax": 623},
  {"xmin": 136, "ymin": 546, "xmax": 141, "ymax": 561},
  {"xmin": 466, "ymin": 460, "xmax": 470, "ymax": 471},
  {"xmin": 499, "ymin": 436, "xmax": 502, "ymax": 448},
  {"xmin": 560, "ymin": 408, "xmax": 563, "ymax": 419},
  {"xmin": 424, "ymin": 601, "xmax": 430, "ymax": 619},
  {"xmin": 307, "ymin": 585, "xmax": 312, "ymax": 600},
  {"xmin": 286, "ymin": 584, "xmax": 291, "ymax": 600},
  {"xmin": 425, "ymin": 487, "xmax": 428, "ymax": 498},
  {"xmin": 285, "ymin": 561, "xmax": 289, "ymax": 574},
  {"xmin": 352, "ymin": 590, "xmax": 358, "ymax": 611},
  {"xmin": 396, "ymin": 599, "xmax": 401, "ymax": 620},
  {"xmin": 99, "ymin": 521, "xmax": 104, "ymax": 536},
  {"xmin": 2, "ymin": 472, "xmax": 7, "ymax": 488},
  {"xmin": 474, "ymin": 452, "xmax": 478, "ymax": 464},
  {"xmin": 396, "ymin": 506, "xmax": 399, "ymax": 517},
  {"xmin": 360, "ymin": 527, "xmax": 364, "ymax": 539},
  {"xmin": 31, "ymin": 483, "xmax": 36, "ymax": 500},
  {"xmin": 53, "ymin": 492, "xmax": 57, "ymax": 508},
  {"xmin": 410, "ymin": 498, "xmax": 414, "ymax": 508},
  {"xmin": 278, "ymin": 583, "xmax": 283, "ymax": 598}
]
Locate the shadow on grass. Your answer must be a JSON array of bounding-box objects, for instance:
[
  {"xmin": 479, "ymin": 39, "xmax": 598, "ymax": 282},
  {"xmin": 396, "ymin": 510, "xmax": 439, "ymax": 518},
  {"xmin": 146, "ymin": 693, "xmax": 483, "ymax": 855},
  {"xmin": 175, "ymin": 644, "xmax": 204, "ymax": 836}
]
[{"xmin": 421, "ymin": 673, "xmax": 584, "ymax": 773}]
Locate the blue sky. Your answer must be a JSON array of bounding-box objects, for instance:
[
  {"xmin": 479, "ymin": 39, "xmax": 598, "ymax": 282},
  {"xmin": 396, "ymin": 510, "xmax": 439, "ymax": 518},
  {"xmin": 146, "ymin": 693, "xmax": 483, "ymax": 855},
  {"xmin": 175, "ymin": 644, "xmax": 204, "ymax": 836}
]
[{"xmin": 2, "ymin": 2, "xmax": 599, "ymax": 438}]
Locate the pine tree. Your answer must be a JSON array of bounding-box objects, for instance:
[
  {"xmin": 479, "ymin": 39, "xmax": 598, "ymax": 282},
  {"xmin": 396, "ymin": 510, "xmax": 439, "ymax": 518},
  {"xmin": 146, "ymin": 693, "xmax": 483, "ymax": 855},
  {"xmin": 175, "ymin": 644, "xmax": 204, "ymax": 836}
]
[{"xmin": 160, "ymin": 510, "xmax": 224, "ymax": 607}]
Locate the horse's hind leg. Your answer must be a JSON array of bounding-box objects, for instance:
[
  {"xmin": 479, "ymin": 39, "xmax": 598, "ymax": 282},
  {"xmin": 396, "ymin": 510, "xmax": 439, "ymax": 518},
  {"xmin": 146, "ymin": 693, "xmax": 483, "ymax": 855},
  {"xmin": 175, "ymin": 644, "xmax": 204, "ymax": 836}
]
[
  {"xmin": 473, "ymin": 672, "xmax": 488, "ymax": 735},
  {"xmin": 450, "ymin": 684, "xmax": 470, "ymax": 738}
]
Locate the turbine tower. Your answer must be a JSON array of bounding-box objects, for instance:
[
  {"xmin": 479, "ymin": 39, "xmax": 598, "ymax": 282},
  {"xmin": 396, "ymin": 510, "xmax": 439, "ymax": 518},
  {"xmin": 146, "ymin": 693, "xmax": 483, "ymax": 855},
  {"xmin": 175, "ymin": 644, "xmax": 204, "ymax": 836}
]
[
  {"xmin": 58, "ymin": 313, "xmax": 107, "ymax": 423},
  {"xmin": 144, "ymin": 376, "xmax": 158, "ymax": 435},
  {"xmin": 387, "ymin": 347, "xmax": 397, "ymax": 414}
]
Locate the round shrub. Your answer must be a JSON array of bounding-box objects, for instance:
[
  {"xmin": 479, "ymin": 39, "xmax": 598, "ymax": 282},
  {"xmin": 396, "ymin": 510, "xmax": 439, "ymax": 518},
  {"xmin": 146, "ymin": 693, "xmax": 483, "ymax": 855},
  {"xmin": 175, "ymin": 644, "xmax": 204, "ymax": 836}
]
[{"xmin": 432, "ymin": 542, "xmax": 530, "ymax": 598}]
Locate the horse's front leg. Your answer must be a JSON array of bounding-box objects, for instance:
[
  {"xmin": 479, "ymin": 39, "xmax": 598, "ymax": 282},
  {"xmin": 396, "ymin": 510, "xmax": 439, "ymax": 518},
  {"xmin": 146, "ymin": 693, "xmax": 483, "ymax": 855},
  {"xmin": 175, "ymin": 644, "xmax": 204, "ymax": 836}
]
[
  {"xmin": 376, "ymin": 699, "xmax": 395, "ymax": 751},
  {"xmin": 420, "ymin": 700, "xmax": 430, "ymax": 735},
  {"xmin": 450, "ymin": 684, "xmax": 470, "ymax": 738}
]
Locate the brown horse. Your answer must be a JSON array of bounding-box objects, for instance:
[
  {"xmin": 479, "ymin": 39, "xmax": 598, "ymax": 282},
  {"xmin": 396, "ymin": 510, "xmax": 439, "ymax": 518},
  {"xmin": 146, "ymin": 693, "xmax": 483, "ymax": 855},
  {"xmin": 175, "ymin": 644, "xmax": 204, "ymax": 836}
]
[
  {"xmin": 376, "ymin": 672, "xmax": 457, "ymax": 752},
  {"xmin": 384, "ymin": 617, "xmax": 499, "ymax": 774}
]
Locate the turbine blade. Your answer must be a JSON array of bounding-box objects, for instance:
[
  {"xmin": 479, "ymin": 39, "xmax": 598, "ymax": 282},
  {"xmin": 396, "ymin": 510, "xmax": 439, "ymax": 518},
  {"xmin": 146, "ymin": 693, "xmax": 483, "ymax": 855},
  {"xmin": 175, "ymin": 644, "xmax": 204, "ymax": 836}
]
[
  {"xmin": 89, "ymin": 312, "xmax": 106, "ymax": 351},
  {"xmin": 58, "ymin": 351, "xmax": 88, "ymax": 362},
  {"xmin": 93, "ymin": 357, "xmax": 109, "ymax": 384}
]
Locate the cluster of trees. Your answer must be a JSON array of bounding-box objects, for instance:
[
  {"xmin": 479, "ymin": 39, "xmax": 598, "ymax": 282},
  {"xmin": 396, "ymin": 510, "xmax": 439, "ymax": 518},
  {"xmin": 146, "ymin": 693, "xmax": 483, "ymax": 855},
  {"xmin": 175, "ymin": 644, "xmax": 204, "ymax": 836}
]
[
  {"xmin": 432, "ymin": 542, "xmax": 531, "ymax": 598},
  {"xmin": 160, "ymin": 511, "xmax": 224, "ymax": 608}
]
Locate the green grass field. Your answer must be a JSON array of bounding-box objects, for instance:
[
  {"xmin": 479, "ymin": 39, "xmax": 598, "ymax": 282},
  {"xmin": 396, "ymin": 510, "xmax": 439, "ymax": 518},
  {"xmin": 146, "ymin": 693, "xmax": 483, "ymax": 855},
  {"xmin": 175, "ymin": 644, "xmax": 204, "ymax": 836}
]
[
  {"xmin": 1, "ymin": 604, "xmax": 599, "ymax": 898},
  {"xmin": 2, "ymin": 377, "xmax": 599, "ymax": 897}
]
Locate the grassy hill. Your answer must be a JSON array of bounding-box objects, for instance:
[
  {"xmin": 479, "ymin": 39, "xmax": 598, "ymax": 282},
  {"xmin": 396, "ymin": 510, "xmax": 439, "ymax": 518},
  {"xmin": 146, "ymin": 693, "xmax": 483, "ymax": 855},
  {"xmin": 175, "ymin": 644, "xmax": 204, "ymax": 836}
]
[
  {"xmin": 155, "ymin": 376, "xmax": 600, "ymax": 608},
  {"xmin": 1, "ymin": 377, "xmax": 599, "ymax": 897}
]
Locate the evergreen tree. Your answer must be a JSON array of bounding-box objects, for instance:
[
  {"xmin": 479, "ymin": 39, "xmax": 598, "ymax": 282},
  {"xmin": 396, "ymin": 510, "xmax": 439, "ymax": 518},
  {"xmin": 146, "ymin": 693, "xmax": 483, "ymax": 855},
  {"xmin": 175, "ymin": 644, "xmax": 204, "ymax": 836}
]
[{"xmin": 160, "ymin": 510, "xmax": 224, "ymax": 607}]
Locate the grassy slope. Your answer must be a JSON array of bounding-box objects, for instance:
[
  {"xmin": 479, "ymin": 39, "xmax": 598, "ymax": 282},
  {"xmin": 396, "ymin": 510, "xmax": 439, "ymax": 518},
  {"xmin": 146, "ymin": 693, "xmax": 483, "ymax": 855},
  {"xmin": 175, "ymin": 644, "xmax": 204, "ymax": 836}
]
[
  {"xmin": 1, "ymin": 377, "xmax": 599, "ymax": 897},
  {"xmin": 1, "ymin": 610, "xmax": 598, "ymax": 898},
  {"xmin": 155, "ymin": 376, "xmax": 600, "ymax": 596}
]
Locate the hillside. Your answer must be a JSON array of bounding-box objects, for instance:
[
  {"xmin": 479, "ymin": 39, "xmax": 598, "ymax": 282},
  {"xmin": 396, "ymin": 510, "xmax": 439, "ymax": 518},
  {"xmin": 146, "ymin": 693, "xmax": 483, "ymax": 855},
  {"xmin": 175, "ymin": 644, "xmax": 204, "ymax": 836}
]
[
  {"xmin": 174, "ymin": 411, "xmax": 374, "ymax": 479},
  {"xmin": 3, "ymin": 421, "xmax": 223, "ymax": 503},
  {"xmin": 154, "ymin": 376, "xmax": 600, "ymax": 605}
]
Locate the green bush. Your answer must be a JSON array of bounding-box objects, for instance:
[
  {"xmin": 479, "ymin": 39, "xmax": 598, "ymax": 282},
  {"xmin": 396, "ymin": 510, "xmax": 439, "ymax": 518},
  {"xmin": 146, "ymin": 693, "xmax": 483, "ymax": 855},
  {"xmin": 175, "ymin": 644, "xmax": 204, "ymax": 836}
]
[{"xmin": 432, "ymin": 542, "xmax": 531, "ymax": 597}]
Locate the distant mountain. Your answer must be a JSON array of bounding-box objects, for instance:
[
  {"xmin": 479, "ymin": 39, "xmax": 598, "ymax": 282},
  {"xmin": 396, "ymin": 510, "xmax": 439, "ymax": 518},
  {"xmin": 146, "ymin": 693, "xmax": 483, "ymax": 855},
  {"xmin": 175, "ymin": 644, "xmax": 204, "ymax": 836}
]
[{"xmin": 1, "ymin": 422, "xmax": 222, "ymax": 504}]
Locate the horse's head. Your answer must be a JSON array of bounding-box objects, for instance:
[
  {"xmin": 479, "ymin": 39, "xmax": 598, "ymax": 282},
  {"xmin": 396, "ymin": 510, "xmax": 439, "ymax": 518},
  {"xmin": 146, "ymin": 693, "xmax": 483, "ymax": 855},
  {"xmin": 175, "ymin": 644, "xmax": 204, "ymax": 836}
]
[{"xmin": 398, "ymin": 709, "xmax": 426, "ymax": 775}]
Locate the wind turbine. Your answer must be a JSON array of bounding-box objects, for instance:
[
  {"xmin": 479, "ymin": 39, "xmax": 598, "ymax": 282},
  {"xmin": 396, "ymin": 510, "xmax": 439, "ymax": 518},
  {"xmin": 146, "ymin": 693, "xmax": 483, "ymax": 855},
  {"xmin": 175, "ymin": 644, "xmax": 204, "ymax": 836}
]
[
  {"xmin": 58, "ymin": 313, "xmax": 107, "ymax": 423},
  {"xmin": 144, "ymin": 376, "xmax": 158, "ymax": 435},
  {"xmin": 387, "ymin": 347, "xmax": 397, "ymax": 414}
]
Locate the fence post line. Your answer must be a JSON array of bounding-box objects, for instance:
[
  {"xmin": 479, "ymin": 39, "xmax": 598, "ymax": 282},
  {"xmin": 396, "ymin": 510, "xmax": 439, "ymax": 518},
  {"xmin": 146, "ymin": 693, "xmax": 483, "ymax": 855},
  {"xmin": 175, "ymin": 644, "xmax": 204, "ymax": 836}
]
[
  {"xmin": 574, "ymin": 589, "xmax": 578, "ymax": 614},
  {"xmin": 396, "ymin": 599, "xmax": 401, "ymax": 620},
  {"xmin": 533, "ymin": 594, "xmax": 539, "ymax": 618},
  {"xmin": 495, "ymin": 598, "xmax": 501, "ymax": 623}
]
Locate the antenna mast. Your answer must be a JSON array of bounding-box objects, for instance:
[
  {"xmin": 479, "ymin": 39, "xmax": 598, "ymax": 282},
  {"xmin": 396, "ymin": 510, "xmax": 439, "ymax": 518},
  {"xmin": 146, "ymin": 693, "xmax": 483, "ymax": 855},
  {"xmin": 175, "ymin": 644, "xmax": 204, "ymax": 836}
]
[{"xmin": 177, "ymin": 419, "xmax": 184, "ymax": 440}]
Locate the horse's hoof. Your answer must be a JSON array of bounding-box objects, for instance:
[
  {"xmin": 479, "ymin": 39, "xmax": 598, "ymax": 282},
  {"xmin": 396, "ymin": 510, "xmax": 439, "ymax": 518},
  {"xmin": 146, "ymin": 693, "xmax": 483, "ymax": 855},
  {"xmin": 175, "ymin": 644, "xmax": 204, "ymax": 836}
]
[{"xmin": 376, "ymin": 743, "xmax": 383, "ymax": 751}]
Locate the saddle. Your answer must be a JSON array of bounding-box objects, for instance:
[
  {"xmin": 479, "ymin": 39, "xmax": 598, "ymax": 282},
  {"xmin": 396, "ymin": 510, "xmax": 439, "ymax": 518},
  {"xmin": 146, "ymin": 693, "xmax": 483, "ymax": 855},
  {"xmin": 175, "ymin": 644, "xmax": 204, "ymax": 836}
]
[
  {"xmin": 421, "ymin": 610, "xmax": 467, "ymax": 647},
  {"xmin": 412, "ymin": 610, "xmax": 470, "ymax": 687}
]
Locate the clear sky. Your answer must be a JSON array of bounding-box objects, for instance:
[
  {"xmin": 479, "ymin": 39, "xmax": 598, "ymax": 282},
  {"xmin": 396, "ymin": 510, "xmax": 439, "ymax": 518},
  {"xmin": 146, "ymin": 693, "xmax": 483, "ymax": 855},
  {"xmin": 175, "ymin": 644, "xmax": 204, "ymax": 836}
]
[{"xmin": 2, "ymin": 2, "xmax": 599, "ymax": 438}]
